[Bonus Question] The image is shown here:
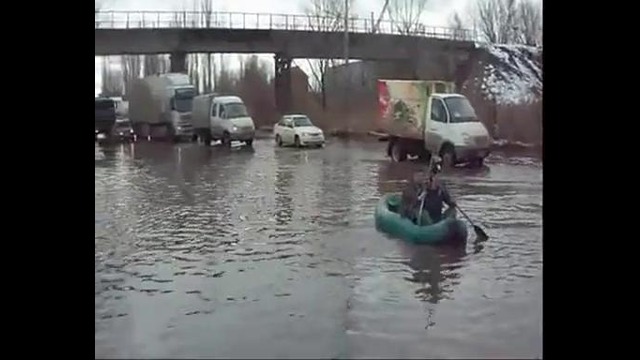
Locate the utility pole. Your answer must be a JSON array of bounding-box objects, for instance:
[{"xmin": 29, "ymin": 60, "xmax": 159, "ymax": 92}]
[
  {"xmin": 344, "ymin": 0, "xmax": 349, "ymax": 66},
  {"xmin": 343, "ymin": 0, "xmax": 350, "ymax": 128}
]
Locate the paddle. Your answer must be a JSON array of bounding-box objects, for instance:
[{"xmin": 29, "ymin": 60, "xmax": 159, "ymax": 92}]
[
  {"xmin": 417, "ymin": 191, "xmax": 426, "ymax": 226},
  {"xmin": 454, "ymin": 204, "xmax": 489, "ymax": 240}
]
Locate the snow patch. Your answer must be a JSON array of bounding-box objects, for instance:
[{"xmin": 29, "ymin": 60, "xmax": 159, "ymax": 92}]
[{"xmin": 478, "ymin": 44, "xmax": 542, "ymax": 106}]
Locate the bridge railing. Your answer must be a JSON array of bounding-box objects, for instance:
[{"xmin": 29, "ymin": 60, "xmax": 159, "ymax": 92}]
[{"xmin": 95, "ymin": 11, "xmax": 477, "ymax": 42}]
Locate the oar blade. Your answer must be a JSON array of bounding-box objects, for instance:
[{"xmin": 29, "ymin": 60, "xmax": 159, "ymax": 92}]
[{"xmin": 473, "ymin": 225, "xmax": 489, "ymax": 240}]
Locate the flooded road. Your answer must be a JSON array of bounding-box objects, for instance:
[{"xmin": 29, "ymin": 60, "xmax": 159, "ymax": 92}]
[{"xmin": 95, "ymin": 138, "xmax": 542, "ymax": 359}]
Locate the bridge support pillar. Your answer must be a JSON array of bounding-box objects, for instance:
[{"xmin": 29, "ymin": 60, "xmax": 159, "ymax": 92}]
[
  {"xmin": 274, "ymin": 53, "xmax": 292, "ymax": 114},
  {"xmin": 170, "ymin": 52, "xmax": 187, "ymax": 73}
]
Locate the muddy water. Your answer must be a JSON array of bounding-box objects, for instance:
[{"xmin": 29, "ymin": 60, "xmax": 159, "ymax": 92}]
[{"xmin": 95, "ymin": 139, "xmax": 542, "ymax": 358}]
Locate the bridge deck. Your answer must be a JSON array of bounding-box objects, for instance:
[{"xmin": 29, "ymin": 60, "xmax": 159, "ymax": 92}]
[{"xmin": 95, "ymin": 28, "xmax": 476, "ymax": 60}]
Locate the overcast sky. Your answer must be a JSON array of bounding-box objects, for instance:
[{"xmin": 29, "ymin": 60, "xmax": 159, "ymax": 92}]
[{"xmin": 98, "ymin": 0, "xmax": 473, "ymax": 26}]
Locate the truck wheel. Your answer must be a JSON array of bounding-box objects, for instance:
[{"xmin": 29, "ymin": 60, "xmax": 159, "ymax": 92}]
[
  {"xmin": 245, "ymin": 139, "xmax": 254, "ymax": 147},
  {"xmin": 440, "ymin": 145, "xmax": 456, "ymax": 169},
  {"xmin": 275, "ymin": 135, "xmax": 283, "ymax": 147},
  {"xmin": 418, "ymin": 149, "xmax": 431, "ymax": 163},
  {"xmin": 222, "ymin": 132, "xmax": 231, "ymax": 148},
  {"xmin": 390, "ymin": 141, "xmax": 407, "ymax": 162},
  {"xmin": 199, "ymin": 130, "xmax": 212, "ymax": 146},
  {"xmin": 167, "ymin": 124, "xmax": 177, "ymax": 143},
  {"xmin": 470, "ymin": 157, "xmax": 484, "ymax": 168}
]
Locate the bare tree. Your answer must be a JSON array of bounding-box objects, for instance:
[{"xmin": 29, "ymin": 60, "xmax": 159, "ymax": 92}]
[
  {"xmin": 516, "ymin": 0, "xmax": 542, "ymax": 46},
  {"xmin": 201, "ymin": 0, "xmax": 215, "ymax": 93},
  {"xmin": 386, "ymin": 0, "xmax": 429, "ymax": 35},
  {"xmin": 143, "ymin": 55, "xmax": 169, "ymax": 76},
  {"xmin": 101, "ymin": 57, "xmax": 123, "ymax": 97},
  {"xmin": 302, "ymin": 0, "xmax": 355, "ymax": 109},
  {"xmin": 497, "ymin": 0, "xmax": 517, "ymax": 43},
  {"xmin": 471, "ymin": 0, "xmax": 541, "ymax": 45},
  {"xmin": 122, "ymin": 55, "xmax": 142, "ymax": 99},
  {"xmin": 474, "ymin": 0, "xmax": 499, "ymax": 43},
  {"xmin": 216, "ymin": 55, "xmax": 237, "ymax": 93},
  {"xmin": 448, "ymin": 11, "xmax": 465, "ymax": 40}
]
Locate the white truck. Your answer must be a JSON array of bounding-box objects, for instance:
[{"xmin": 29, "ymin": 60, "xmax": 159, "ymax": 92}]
[
  {"xmin": 128, "ymin": 73, "xmax": 196, "ymax": 142},
  {"xmin": 192, "ymin": 94, "xmax": 255, "ymax": 147},
  {"xmin": 376, "ymin": 79, "xmax": 492, "ymax": 167}
]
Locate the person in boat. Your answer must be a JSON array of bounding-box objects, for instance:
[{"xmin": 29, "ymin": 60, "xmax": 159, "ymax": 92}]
[{"xmin": 417, "ymin": 156, "xmax": 457, "ymax": 224}]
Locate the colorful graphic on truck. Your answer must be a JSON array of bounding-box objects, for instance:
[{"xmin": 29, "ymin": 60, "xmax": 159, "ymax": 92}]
[{"xmin": 376, "ymin": 80, "xmax": 429, "ymax": 140}]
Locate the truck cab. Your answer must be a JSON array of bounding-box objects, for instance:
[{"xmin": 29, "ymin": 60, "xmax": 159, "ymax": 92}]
[
  {"xmin": 192, "ymin": 94, "xmax": 255, "ymax": 147},
  {"xmin": 168, "ymin": 85, "xmax": 195, "ymax": 141},
  {"xmin": 128, "ymin": 73, "xmax": 195, "ymax": 142},
  {"xmin": 425, "ymin": 94, "xmax": 491, "ymax": 167},
  {"xmin": 95, "ymin": 97, "xmax": 116, "ymax": 142}
]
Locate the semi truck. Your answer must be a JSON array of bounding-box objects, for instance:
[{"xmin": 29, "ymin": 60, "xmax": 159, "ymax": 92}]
[
  {"xmin": 192, "ymin": 93, "xmax": 256, "ymax": 147},
  {"xmin": 128, "ymin": 73, "xmax": 196, "ymax": 142},
  {"xmin": 376, "ymin": 79, "xmax": 492, "ymax": 167}
]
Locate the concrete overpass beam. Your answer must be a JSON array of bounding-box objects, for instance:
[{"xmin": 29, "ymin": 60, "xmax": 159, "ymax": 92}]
[
  {"xmin": 170, "ymin": 52, "xmax": 187, "ymax": 73},
  {"xmin": 274, "ymin": 53, "xmax": 292, "ymax": 114}
]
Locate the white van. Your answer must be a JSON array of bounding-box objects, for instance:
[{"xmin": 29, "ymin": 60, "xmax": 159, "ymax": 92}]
[
  {"xmin": 192, "ymin": 94, "xmax": 256, "ymax": 147},
  {"xmin": 378, "ymin": 80, "xmax": 492, "ymax": 167}
]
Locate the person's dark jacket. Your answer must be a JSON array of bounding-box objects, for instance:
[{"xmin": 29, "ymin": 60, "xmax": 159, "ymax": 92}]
[{"xmin": 420, "ymin": 180, "xmax": 455, "ymax": 223}]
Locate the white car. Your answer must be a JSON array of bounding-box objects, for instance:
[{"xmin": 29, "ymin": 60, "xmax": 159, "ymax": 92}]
[{"xmin": 274, "ymin": 114, "xmax": 325, "ymax": 148}]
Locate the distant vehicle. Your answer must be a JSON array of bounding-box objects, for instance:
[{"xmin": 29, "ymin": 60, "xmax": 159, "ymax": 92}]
[
  {"xmin": 192, "ymin": 94, "xmax": 255, "ymax": 147},
  {"xmin": 95, "ymin": 97, "xmax": 116, "ymax": 142},
  {"xmin": 113, "ymin": 118, "xmax": 134, "ymax": 142},
  {"xmin": 377, "ymin": 79, "xmax": 492, "ymax": 167},
  {"xmin": 113, "ymin": 97, "xmax": 129, "ymax": 119},
  {"xmin": 128, "ymin": 73, "xmax": 195, "ymax": 142},
  {"xmin": 273, "ymin": 114, "xmax": 325, "ymax": 148}
]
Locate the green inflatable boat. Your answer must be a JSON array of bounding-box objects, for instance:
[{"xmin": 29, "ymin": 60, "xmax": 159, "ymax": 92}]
[{"xmin": 374, "ymin": 193, "xmax": 468, "ymax": 245}]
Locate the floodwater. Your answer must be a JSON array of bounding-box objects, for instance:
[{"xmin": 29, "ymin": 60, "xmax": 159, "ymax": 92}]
[{"xmin": 95, "ymin": 138, "xmax": 542, "ymax": 359}]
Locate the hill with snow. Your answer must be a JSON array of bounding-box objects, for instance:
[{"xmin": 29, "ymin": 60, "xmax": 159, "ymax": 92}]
[{"xmin": 462, "ymin": 44, "xmax": 543, "ymax": 146}]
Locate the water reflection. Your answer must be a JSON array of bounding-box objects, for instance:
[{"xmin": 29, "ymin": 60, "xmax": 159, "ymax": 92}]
[
  {"xmin": 96, "ymin": 140, "xmax": 542, "ymax": 358},
  {"xmin": 317, "ymin": 155, "xmax": 354, "ymax": 227},
  {"xmin": 398, "ymin": 242, "xmax": 468, "ymax": 304},
  {"xmin": 274, "ymin": 150, "xmax": 296, "ymax": 227}
]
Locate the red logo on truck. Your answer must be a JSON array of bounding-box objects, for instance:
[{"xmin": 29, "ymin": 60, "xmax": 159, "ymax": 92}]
[{"xmin": 377, "ymin": 80, "xmax": 390, "ymax": 117}]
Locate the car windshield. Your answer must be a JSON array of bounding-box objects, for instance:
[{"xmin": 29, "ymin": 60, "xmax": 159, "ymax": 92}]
[
  {"xmin": 293, "ymin": 116, "xmax": 313, "ymax": 127},
  {"xmin": 444, "ymin": 97, "xmax": 479, "ymax": 123},
  {"xmin": 222, "ymin": 103, "xmax": 249, "ymax": 119}
]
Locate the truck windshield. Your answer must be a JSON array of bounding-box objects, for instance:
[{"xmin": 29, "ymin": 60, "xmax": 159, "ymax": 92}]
[
  {"xmin": 95, "ymin": 99, "xmax": 115, "ymax": 110},
  {"xmin": 173, "ymin": 88, "xmax": 195, "ymax": 113},
  {"xmin": 293, "ymin": 116, "xmax": 313, "ymax": 127},
  {"xmin": 174, "ymin": 98, "xmax": 193, "ymax": 113},
  {"xmin": 444, "ymin": 97, "xmax": 479, "ymax": 123},
  {"xmin": 222, "ymin": 103, "xmax": 249, "ymax": 119}
]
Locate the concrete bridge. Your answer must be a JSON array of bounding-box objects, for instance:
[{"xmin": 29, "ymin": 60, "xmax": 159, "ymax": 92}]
[{"xmin": 95, "ymin": 11, "xmax": 480, "ymax": 112}]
